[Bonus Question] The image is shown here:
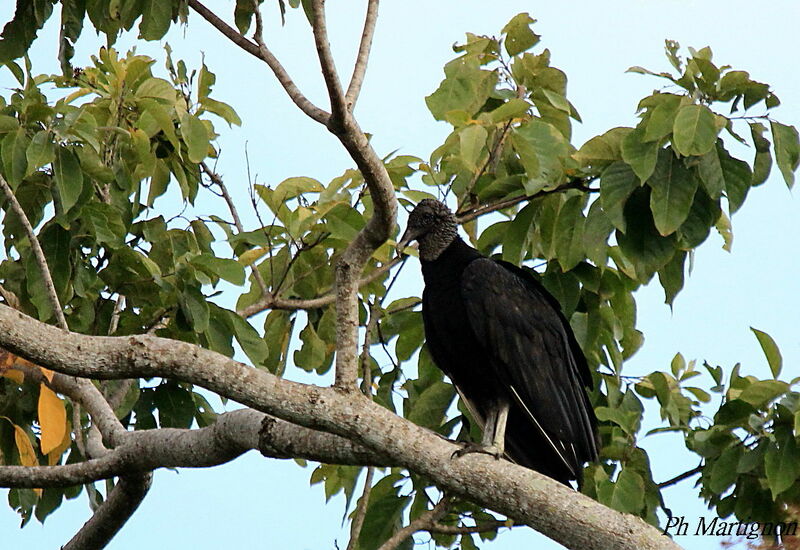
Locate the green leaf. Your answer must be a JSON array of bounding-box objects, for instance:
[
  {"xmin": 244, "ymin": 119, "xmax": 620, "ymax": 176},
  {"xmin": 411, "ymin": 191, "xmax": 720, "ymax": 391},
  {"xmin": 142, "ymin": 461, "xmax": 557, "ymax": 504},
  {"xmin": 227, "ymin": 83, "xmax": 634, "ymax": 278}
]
[
  {"xmin": 641, "ymin": 93, "xmax": 683, "ymax": 142},
  {"xmin": 140, "ymin": 0, "xmax": 173, "ymax": 41},
  {"xmin": 426, "ymin": 57, "xmax": 497, "ymax": 122},
  {"xmin": 672, "ymin": 104, "xmax": 719, "ymax": 156},
  {"xmin": 52, "ymin": 146, "xmax": 84, "ymax": 214},
  {"xmin": 25, "ymin": 130, "xmax": 54, "ymax": 175},
  {"xmin": 487, "ymin": 98, "xmax": 530, "ymax": 123},
  {"xmin": 599, "ymin": 161, "xmax": 639, "ymax": 232},
  {"xmin": 293, "ymin": 322, "xmax": 327, "ymax": 372},
  {"xmin": 595, "ymin": 406, "xmax": 640, "ymax": 436},
  {"xmin": 658, "ymin": 251, "xmax": 685, "ymax": 306},
  {"xmin": 616, "ymin": 188, "xmax": 676, "ymax": 279},
  {"xmin": 554, "ymin": 194, "xmax": 585, "ymax": 271},
  {"xmin": 179, "ymin": 286, "xmax": 210, "ymax": 332},
  {"xmin": 709, "ymin": 446, "xmax": 741, "ymax": 494},
  {"xmin": 599, "ymin": 467, "xmax": 644, "ymax": 515},
  {"xmin": 738, "ymin": 380, "xmax": 790, "ymax": 408},
  {"xmin": 648, "ymin": 148, "xmax": 699, "ymax": 235},
  {"xmin": 621, "ymin": 125, "xmax": 659, "ymax": 182},
  {"xmin": 459, "ymin": 124, "xmax": 487, "ymax": 171},
  {"xmin": 511, "ymin": 120, "xmax": 572, "ymax": 186},
  {"xmin": 200, "ymin": 97, "xmax": 242, "ymax": 127},
  {"xmin": 229, "ymin": 312, "xmax": 270, "ymax": 367},
  {"xmin": 583, "ymin": 199, "xmax": 613, "ymax": 266},
  {"xmin": 764, "ymin": 435, "xmax": 800, "ymax": 500},
  {"xmin": 153, "ymin": 382, "xmax": 195, "ymax": 429},
  {"xmin": 770, "ymin": 120, "xmax": 799, "ymax": 188},
  {"xmin": 749, "ymin": 122, "xmax": 772, "ymax": 186},
  {"xmin": 574, "ymin": 127, "xmax": 630, "ymax": 169},
  {"xmin": 501, "ymin": 13, "xmax": 540, "ymax": 56},
  {"xmin": 2, "ymin": 127, "xmax": 28, "ymax": 187},
  {"xmin": 190, "ymin": 255, "xmax": 246, "ymax": 286},
  {"xmin": 501, "ymin": 201, "xmax": 536, "ymax": 264},
  {"xmin": 750, "ymin": 327, "xmax": 782, "ymax": 379},
  {"xmin": 357, "ymin": 474, "xmax": 411, "ymax": 550},
  {"xmin": 406, "ymin": 380, "xmax": 455, "ymax": 430},
  {"xmin": 180, "ymin": 113, "xmax": 210, "ymax": 163}
]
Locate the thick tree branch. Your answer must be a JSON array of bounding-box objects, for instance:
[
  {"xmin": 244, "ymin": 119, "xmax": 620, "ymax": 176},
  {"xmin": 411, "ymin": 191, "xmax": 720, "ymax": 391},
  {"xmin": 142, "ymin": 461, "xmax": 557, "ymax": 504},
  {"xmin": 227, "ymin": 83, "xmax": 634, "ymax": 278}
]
[
  {"xmin": 310, "ymin": 0, "xmax": 348, "ymax": 123},
  {"xmin": 186, "ymin": 0, "xmax": 330, "ymax": 125},
  {"xmin": 62, "ymin": 473, "xmax": 152, "ymax": 550},
  {"xmin": 345, "ymin": 0, "xmax": 379, "ymax": 108},
  {"xmin": 0, "ymin": 409, "xmax": 394, "ymax": 488},
  {"xmin": 0, "ymin": 304, "xmax": 679, "ymax": 550}
]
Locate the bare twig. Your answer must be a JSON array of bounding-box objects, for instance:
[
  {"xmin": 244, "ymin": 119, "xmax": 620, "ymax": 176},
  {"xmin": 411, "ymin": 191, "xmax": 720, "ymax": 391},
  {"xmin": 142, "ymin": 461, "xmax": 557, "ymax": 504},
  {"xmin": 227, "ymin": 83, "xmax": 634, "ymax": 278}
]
[
  {"xmin": 345, "ymin": 0, "xmax": 380, "ymax": 108},
  {"xmin": 237, "ymin": 256, "xmax": 402, "ymax": 318},
  {"xmin": 346, "ymin": 466, "xmax": 375, "ymax": 550},
  {"xmin": 455, "ymin": 177, "xmax": 599, "ymax": 224},
  {"xmin": 310, "ymin": 0, "xmax": 348, "ymax": 123},
  {"xmin": 200, "ymin": 161, "xmax": 270, "ymax": 299},
  {"xmin": 657, "ymin": 464, "xmax": 703, "ymax": 489},
  {"xmin": 376, "ymin": 497, "xmax": 452, "ymax": 550},
  {"xmin": 0, "ymin": 174, "xmax": 68, "ymax": 330},
  {"xmin": 0, "ymin": 283, "xmax": 19, "ymax": 308},
  {"xmin": 428, "ymin": 518, "xmax": 512, "ymax": 535},
  {"xmin": 187, "ymin": 0, "xmax": 330, "ymax": 125},
  {"xmin": 108, "ymin": 295, "xmax": 125, "ymax": 335}
]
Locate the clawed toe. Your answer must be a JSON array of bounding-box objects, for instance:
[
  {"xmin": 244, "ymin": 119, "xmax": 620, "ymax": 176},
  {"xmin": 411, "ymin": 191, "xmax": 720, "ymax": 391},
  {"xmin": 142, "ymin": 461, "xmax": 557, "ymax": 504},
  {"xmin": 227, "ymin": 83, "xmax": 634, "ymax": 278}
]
[{"xmin": 451, "ymin": 442, "xmax": 503, "ymax": 460}]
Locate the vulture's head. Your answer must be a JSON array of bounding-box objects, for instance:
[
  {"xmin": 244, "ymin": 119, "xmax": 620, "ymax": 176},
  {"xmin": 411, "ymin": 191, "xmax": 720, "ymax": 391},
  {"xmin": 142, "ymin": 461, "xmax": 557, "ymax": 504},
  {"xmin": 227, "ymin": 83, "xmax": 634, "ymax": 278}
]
[{"xmin": 397, "ymin": 199, "xmax": 458, "ymax": 261}]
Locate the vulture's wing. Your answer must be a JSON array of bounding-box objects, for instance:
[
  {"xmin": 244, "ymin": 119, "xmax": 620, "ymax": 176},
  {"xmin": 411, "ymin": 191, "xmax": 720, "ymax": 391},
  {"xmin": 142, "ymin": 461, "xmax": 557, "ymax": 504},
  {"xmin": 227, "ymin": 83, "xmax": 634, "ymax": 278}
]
[{"xmin": 461, "ymin": 258, "xmax": 597, "ymax": 476}]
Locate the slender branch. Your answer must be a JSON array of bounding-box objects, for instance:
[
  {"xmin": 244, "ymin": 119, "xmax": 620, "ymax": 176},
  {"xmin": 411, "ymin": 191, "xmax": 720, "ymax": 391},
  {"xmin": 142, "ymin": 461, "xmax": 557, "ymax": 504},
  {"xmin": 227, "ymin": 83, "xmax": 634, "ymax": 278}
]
[
  {"xmin": 0, "ymin": 283, "xmax": 19, "ymax": 308},
  {"xmin": 345, "ymin": 0, "xmax": 380, "ymax": 108},
  {"xmin": 310, "ymin": 0, "xmax": 348, "ymax": 123},
  {"xmin": 187, "ymin": 0, "xmax": 330, "ymax": 125},
  {"xmin": 376, "ymin": 497, "xmax": 452, "ymax": 550},
  {"xmin": 428, "ymin": 519, "xmax": 512, "ymax": 535},
  {"xmin": 346, "ymin": 467, "xmax": 375, "ymax": 550},
  {"xmin": 200, "ymin": 161, "xmax": 269, "ymax": 299},
  {"xmin": 237, "ymin": 256, "xmax": 402, "ymax": 318},
  {"xmin": 347, "ymin": 301, "xmax": 381, "ymax": 550},
  {"xmin": 62, "ymin": 473, "xmax": 152, "ymax": 550},
  {"xmin": 455, "ymin": 177, "xmax": 599, "ymax": 224},
  {"xmin": 657, "ymin": 464, "xmax": 703, "ymax": 489},
  {"xmin": 0, "ymin": 173, "xmax": 68, "ymax": 329}
]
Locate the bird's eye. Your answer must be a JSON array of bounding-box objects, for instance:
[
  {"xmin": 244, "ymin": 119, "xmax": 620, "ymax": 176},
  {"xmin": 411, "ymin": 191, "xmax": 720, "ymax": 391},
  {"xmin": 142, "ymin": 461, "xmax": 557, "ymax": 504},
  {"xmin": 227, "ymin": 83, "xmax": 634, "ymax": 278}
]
[{"xmin": 419, "ymin": 213, "xmax": 434, "ymax": 225}]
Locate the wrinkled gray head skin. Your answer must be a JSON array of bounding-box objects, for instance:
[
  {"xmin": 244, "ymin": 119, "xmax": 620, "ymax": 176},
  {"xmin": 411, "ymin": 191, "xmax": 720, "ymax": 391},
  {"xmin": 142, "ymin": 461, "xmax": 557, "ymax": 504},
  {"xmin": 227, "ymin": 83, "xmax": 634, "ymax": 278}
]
[{"xmin": 397, "ymin": 199, "xmax": 458, "ymax": 261}]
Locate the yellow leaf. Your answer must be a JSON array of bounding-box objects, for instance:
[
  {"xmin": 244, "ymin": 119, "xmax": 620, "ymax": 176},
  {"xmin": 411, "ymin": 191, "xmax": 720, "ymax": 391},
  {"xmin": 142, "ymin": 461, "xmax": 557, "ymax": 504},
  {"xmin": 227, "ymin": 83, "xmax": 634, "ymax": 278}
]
[
  {"xmin": 13, "ymin": 424, "xmax": 38, "ymax": 467},
  {"xmin": 1, "ymin": 368, "xmax": 24, "ymax": 384},
  {"xmin": 237, "ymin": 247, "xmax": 267, "ymax": 266},
  {"xmin": 38, "ymin": 383, "xmax": 67, "ymax": 455},
  {"xmin": 39, "ymin": 367, "xmax": 54, "ymax": 383},
  {"xmin": 47, "ymin": 420, "xmax": 72, "ymax": 467}
]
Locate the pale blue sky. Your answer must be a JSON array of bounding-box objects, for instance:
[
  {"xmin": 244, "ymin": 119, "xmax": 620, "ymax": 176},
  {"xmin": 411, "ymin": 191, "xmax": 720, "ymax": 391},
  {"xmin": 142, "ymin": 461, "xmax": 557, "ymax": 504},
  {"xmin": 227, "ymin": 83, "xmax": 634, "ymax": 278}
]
[{"xmin": 1, "ymin": 1, "xmax": 798, "ymax": 549}]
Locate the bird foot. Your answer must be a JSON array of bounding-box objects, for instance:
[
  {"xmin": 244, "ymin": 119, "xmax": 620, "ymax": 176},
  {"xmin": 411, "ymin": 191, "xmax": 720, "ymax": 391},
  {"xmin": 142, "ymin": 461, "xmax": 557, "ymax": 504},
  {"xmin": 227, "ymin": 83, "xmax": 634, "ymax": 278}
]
[{"xmin": 451, "ymin": 442, "xmax": 503, "ymax": 461}]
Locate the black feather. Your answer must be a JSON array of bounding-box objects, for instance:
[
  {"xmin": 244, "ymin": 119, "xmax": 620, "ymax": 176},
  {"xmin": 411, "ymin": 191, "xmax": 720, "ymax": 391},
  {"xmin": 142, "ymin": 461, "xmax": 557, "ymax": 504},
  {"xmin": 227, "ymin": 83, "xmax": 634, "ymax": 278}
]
[{"xmin": 402, "ymin": 200, "xmax": 598, "ymax": 485}]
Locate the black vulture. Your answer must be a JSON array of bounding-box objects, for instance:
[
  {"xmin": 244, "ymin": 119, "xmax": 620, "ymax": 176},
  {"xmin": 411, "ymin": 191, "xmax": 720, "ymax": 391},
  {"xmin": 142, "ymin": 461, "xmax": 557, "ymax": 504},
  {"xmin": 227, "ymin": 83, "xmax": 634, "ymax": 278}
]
[{"xmin": 397, "ymin": 199, "xmax": 598, "ymax": 485}]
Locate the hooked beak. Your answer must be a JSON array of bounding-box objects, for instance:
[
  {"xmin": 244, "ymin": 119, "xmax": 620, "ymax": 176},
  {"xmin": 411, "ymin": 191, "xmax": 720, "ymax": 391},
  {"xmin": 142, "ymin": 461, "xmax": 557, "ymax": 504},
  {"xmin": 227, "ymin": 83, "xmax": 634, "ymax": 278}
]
[{"xmin": 396, "ymin": 226, "xmax": 421, "ymax": 256}]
